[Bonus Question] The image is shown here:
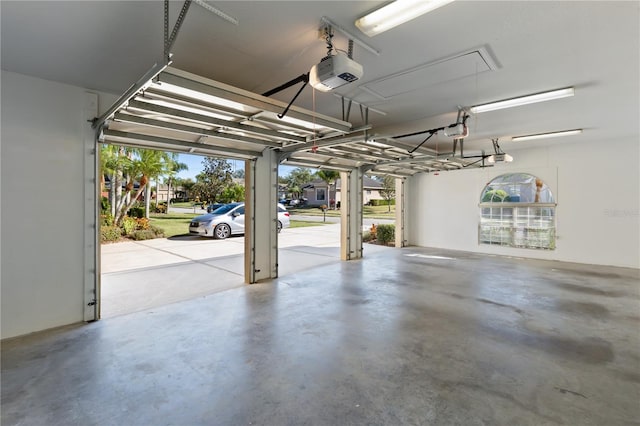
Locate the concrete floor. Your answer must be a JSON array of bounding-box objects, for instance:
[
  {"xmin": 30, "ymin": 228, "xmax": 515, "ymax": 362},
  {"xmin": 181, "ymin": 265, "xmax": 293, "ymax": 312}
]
[
  {"xmin": 2, "ymin": 247, "xmax": 639, "ymax": 425},
  {"xmin": 99, "ymin": 223, "xmax": 390, "ymax": 318}
]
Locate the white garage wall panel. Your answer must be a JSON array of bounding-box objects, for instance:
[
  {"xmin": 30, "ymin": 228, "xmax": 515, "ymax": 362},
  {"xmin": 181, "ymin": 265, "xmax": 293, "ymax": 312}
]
[
  {"xmin": 407, "ymin": 138, "xmax": 640, "ymax": 269},
  {"xmin": 1, "ymin": 71, "xmax": 114, "ymax": 339}
]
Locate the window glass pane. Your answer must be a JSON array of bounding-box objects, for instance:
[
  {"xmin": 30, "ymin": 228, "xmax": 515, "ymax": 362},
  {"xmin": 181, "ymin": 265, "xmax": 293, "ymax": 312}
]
[
  {"xmin": 479, "ymin": 174, "xmax": 556, "ymax": 250},
  {"xmin": 480, "ymin": 173, "xmax": 555, "ymax": 203},
  {"xmin": 316, "ymin": 188, "xmax": 326, "ymax": 201}
]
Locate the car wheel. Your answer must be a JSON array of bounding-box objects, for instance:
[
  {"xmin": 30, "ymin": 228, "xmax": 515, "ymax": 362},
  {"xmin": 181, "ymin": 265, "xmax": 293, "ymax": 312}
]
[
  {"xmin": 214, "ymin": 224, "xmax": 231, "ymax": 239},
  {"xmin": 277, "ymin": 221, "xmax": 283, "ymax": 233}
]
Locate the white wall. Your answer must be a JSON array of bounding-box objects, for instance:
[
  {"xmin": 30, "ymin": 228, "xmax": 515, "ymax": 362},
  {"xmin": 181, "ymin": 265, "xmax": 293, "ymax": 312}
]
[
  {"xmin": 407, "ymin": 138, "xmax": 640, "ymax": 268},
  {"xmin": 1, "ymin": 71, "xmax": 114, "ymax": 339}
]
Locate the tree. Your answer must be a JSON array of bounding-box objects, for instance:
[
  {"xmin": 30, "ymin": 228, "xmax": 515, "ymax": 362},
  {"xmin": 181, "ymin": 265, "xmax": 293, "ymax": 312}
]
[
  {"xmin": 284, "ymin": 167, "xmax": 315, "ymax": 199},
  {"xmin": 165, "ymin": 160, "xmax": 188, "ymax": 207},
  {"xmin": 380, "ymin": 175, "xmax": 396, "ymax": 212},
  {"xmin": 100, "ymin": 144, "xmax": 134, "ymax": 217},
  {"xmin": 317, "ymin": 170, "xmax": 339, "ymax": 209},
  {"xmin": 190, "ymin": 158, "xmax": 233, "ymax": 202},
  {"xmin": 219, "ymin": 183, "xmax": 245, "ymax": 203},
  {"xmin": 114, "ymin": 149, "xmax": 173, "ymax": 223}
]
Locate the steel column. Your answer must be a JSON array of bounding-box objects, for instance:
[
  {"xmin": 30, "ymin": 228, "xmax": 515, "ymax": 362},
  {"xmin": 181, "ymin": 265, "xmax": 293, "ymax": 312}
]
[
  {"xmin": 395, "ymin": 177, "xmax": 407, "ymax": 248},
  {"xmin": 244, "ymin": 150, "xmax": 278, "ymax": 283},
  {"xmin": 340, "ymin": 169, "xmax": 363, "ymax": 260},
  {"xmin": 84, "ymin": 92, "xmax": 99, "ymax": 321}
]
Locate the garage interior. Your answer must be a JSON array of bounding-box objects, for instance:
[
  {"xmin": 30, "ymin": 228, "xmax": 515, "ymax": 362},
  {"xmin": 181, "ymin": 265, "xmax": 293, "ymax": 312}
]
[{"xmin": 1, "ymin": 1, "xmax": 639, "ymax": 425}]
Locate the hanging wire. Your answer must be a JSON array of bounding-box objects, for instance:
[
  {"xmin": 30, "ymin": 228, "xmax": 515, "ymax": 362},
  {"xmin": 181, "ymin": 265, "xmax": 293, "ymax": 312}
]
[
  {"xmin": 323, "ymin": 25, "xmax": 334, "ymax": 57},
  {"xmin": 311, "ymin": 86, "xmax": 318, "ymax": 153}
]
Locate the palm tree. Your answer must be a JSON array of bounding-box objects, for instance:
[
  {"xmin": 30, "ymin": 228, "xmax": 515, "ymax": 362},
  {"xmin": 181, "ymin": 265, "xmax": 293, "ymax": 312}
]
[
  {"xmin": 165, "ymin": 159, "xmax": 188, "ymax": 211},
  {"xmin": 100, "ymin": 144, "xmax": 134, "ymax": 217},
  {"xmin": 317, "ymin": 170, "xmax": 339, "ymax": 209},
  {"xmin": 114, "ymin": 149, "xmax": 172, "ymax": 224}
]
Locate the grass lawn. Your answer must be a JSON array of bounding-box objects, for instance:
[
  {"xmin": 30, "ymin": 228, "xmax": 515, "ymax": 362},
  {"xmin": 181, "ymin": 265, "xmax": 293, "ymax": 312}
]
[
  {"xmin": 149, "ymin": 213, "xmax": 325, "ymax": 238},
  {"xmin": 289, "ymin": 205, "xmax": 395, "ymax": 219},
  {"xmin": 150, "ymin": 213, "xmax": 194, "ymax": 238},
  {"xmin": 290, "ymin": 220, "xmax": 326, "ymax": 228}
]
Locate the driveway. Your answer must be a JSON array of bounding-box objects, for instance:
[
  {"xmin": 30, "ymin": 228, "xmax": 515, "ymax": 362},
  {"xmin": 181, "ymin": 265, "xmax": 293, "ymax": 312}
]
[{"xmin": 100, "ymin": 223, "xmax": 394, "ymax": 318}]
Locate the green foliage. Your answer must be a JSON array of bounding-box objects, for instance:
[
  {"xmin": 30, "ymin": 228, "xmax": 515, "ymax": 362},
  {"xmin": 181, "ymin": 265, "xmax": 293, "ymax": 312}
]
[
  {"xmin": 128, "ymin": 206, "xmax": 145, "ymax": 218},
  {"xmin": 380, "ymin": 175, "xmax": 396, "ymax": 210},
  {"xmin": 149, "ymin": 225, "xmax": 165, "ymax": 238},
  {"xmin": 151, "ymin": 202, "xmax": 167, "ymax": 213},
  {"xmin": 131, "ymin": 229, "xmax": 157, "ymax": 241},
  {"xmin": 376, "ymin": 224, "xmax": 395, "ymax": 244},
  {"xmin": 100, "ymin": 197, "xmax": 110, "ymax": 214},
  {"xmin": 316, "ymin": 170, "xmax": 339, "ymax": 184},
  {"xmin": 100, "ymin": 226, "xmax": 122, "ymax": 242},
  {"xmin": 219, "ymin": 183, "xmax": 245, "ymax": 203},
  {"xmin": 122, "ymin": 216, "xmax": 138, "ymax": 236},
  {"xmin": 284, "ymin": 167, "xmax": 315, "ymax": 198},
  {"xmin": 369, "ymin": 199, "xmax": 396, "ymax": 206},
  {"xmin": 100, "ymin": 214, "xmax": 114, "ymax": 226},
  {"xmin": 482, "ymin": 189, "xmax": 511, "ymax": 202},
  {"xmin": 191, "ymin": 158, "xmax": 233, "ymax": 202},
  {"xmin": 362, "ymin": 231, "xmax": 375, "ymax": 242}
]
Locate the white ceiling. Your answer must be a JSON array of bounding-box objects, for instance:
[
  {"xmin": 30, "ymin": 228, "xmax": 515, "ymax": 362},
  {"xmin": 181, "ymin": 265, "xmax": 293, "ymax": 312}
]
[{"xmin": 2, "ymin": 1, "xmax": 639, "ymax": 158}]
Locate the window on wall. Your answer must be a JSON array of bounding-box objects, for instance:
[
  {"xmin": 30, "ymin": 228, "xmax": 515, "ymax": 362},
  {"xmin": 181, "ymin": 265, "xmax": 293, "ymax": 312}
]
[
  {"xmin": 316, "ymin": 188, "xmax": 326, "ymax": 201},
  {"xmin": 479, "ymin": 173, "xmax": 556, "ymax": 250}
]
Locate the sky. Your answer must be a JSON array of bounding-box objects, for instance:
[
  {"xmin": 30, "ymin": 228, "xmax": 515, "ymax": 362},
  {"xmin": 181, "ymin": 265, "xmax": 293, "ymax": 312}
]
[{"xmin": 176, "ymin": 153, "xmax": 298, "ymax": 180}]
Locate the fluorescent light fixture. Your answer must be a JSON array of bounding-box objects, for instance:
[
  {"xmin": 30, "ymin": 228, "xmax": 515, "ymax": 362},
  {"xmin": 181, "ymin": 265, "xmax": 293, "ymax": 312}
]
[
  {"xmin": 355, "ymin": 0, "xmax": 455, "ymax": 37},
  {"xmin": 511, "ymin": 129, "xmax": 582, "ymax": 142},
  {"xmin": 469, "ymin": 87, "xmax": 575, "ymax": 114},
  {"xmin": 487, "ymin": 153, "xmax": 513, "ymax": 164},
  {"xmin": 151, "ymin": 81, "xmax": 248, "ymax": 113}
]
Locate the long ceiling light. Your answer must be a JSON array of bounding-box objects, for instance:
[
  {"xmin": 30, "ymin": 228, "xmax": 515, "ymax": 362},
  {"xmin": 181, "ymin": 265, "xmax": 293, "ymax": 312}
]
[
  {"xmin": 469, "ymin": 87, "xmax": 575, "ymax": 114},
  {"xmin": 355, "ymin": 0, "xmax": 455, "ymax": 37},
  {"xmin": 511, "ymin": 129, "xmax": 583, "ymax": 142}
]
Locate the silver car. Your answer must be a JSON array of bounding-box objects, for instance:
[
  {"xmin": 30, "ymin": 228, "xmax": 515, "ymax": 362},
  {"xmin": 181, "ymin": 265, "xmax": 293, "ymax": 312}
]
[{"xmin": 189, "ymin": 202, "xmax": 290, "ymax": 239}]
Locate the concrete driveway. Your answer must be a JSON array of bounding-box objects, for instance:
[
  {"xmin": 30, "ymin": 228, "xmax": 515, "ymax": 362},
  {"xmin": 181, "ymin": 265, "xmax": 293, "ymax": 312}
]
[{"xmin": 100, "ymin": 223, "xmax": 393, "ymax": 318}]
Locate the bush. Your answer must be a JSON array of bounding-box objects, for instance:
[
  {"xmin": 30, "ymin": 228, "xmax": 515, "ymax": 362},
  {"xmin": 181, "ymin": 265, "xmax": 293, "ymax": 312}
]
[
  {"xmin": 101, "ymin": 226, "xmax": 122, "ymax": 242},
  {"xmin": 100, "ymin": 214, "xmax": 114, "ymax": 226},
  {"xmin": 369, "ymin": 199, "xmax": 396, "ymax": 207},
  {"xmin": 150, "ymin": 225, "xmax": 165, "ymax": 238},
  {"xmin": 100, "ymin": 197, "xmax": 110, "ymax": 215},
  {"xmin": 128, "ymin": 206, "xmax": 145, "ymax": 218},
  {"xmin": 362, "ymin": 231, "xmax": 375, "ymax": 242},
  {"xmin": 152, "ymin": 202, "xmax": 167, "ymax": 213},
  {"xmin": 170, "ymin": 197, "xmax": 189, "ymax": 203},
  {"xmin": 131, "ymin": 229, "xmax": 157, "ymax": 240},
  {"xmin": 376, "ymin": 224, "xmax": 395, "ymax": 244},
  {"xmin": 122, "ymin": 216, "xmax": 137, "ymax": 236},
  {"xmin": 136, "ymin": 217, "xmax": 150, "ymax": 230}
]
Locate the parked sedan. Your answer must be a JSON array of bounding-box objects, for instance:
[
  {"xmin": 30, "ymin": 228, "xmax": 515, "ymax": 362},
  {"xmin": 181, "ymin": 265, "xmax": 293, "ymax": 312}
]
[
  {"xmin": 189, "ymin": 202, "xmax": 290, "ymax": 239},
  {"xmin": 206, "ymin": 203, "xmax": 226, "ymax": 213}
]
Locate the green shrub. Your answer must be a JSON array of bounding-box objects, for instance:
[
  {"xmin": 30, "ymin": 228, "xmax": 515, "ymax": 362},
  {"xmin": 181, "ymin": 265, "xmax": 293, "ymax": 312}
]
[
  {"xmin": 100, "ymin": 197, "xmax": 110, "ymax": 214},
  {"xmin": 122, "ymin": 216, "xmax": 137, "ymax": 236},
  {"xmin": 131, "ymin": 229, "xmax": 157, "ymax": 240},
  {"xmin": 101, "ymin": 226, "xmax": 122, "ymax": 242},
  {"xmin": 128, "ymin": 206, "xmax": 145, "ymax": 218},
  {"xmin": 150, "ymin": 225, "xmax": 165, "ymax": 238},
  {"xmin": 376, "ymin": 224, "xmax": 395, "ymax": 244},
  {"xmin": 151, "ymin": 202, "xmax": 167, "ymax": 213},
  {"xmin": 362, "ymin": 231, "xmax": 375, "ymax": 242},
  {"xmin": 100, "ymin": 214, "xmax": 114, "ymax": 226},
  {"xmin": 482, "ymin": 189, "xmax": 510, "ymax": 202}
]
